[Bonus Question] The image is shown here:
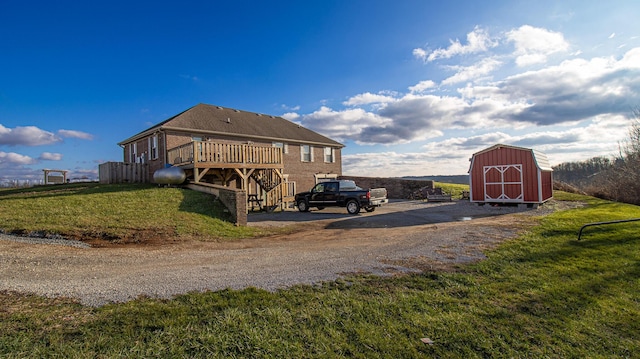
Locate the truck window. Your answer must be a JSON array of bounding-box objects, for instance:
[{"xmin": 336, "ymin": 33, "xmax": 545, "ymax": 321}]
[
  {"xmin": 325, "ymin": 182, "xmax": 338, "ymax": 192},
  {"xmin": 339, "ymin": 180, "xmax": 360, "ymax": 190}
]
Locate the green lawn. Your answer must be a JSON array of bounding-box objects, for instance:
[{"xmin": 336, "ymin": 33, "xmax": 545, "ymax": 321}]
[
  {"xmin": 434, "ymin": 181, "xmax": 469, "ymax": 199},
  {"xmin": 0, "ymin": 189, "xmax": 639, "ymax": 357},
  {"xmin": 0, "ymin": 183, "xmax": 266, "ymax": 241}
]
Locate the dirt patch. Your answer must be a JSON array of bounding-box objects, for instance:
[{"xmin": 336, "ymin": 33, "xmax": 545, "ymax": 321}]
[
  {"xmin": 76, "ymin": 228, "xmax": 181, "ymax": 248},
  {"xmin": 0, "ymin": 199, "xmax": 575, "ymax": 306}
]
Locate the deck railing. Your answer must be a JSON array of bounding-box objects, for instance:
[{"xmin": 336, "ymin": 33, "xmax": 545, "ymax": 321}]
[
  {"xmin": 264, "ymin": 181, "xmax": 297, "ymax": 209},
  {"xmin": 168, "ymin": 141, "xmax": 283, "ymax": 166}
]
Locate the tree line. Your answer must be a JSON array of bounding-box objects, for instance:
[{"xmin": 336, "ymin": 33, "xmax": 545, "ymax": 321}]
[{"xmin": 553, "ymin": 108, "xmax": 640, "ymax": 205}]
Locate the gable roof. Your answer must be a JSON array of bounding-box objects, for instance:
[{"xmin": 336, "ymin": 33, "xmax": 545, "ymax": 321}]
[
  {"xmin": 470, "ymin": 143, "xmax": 553, "ymax": 171},
  {"xmin": 118, "ymin": 103, "xmax": 344, "ymax": 147}
]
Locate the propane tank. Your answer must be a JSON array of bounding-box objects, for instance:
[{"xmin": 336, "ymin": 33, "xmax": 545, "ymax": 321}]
[{"xmin": 153, "ymin": 167, "xmax": 186, "ymax": 185}]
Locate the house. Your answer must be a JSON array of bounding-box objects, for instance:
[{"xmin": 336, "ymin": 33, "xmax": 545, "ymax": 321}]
[
  {"xmin": 117, "ymin": 103, "xmax": 344, "ymax": 208},
  {"xmin": 468, "ymin": 144, "xmax": 553, "ymax": 205}
]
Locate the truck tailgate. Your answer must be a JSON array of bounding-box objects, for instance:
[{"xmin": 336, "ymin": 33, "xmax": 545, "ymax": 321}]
[{"xmin": 370, "ymin": 187, "xmax": 387, "ymax": 200}]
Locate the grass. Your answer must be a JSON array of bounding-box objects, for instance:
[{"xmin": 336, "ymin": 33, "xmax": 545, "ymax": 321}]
[
  {"xmin": 0, "ymin": 183, "xmax": 268, "ymax": 241},
  {"xmin": 1, "ymin": 191, "xmax": 639, "ymax": 357},
  {"xmin": 434, "ymin": 181, "xmax": 469, "ymax": 199}
]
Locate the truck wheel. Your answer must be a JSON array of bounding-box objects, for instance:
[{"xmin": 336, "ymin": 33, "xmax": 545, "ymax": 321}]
[
  {"xmin": 346, "ymin": 200, "xmax": 361, "ymax": 214},
  {"xmin": 364, "ymin": 206, "xmax": 376, "ymax": 212},
  {"xmin": 297, "ymin": 200, "xmax": 310, "ymax": 212}
]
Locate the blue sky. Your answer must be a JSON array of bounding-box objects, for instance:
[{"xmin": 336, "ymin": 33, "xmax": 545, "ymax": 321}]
[{"xmin": 1, "ymin": 0, "xmax": 639, "ymax": 184}]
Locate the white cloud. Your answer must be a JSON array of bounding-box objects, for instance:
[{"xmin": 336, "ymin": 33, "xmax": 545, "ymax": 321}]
[
  {"xmin": 0, "ymin": 151, "xmax": 36, "ymax": 165},
  {"xmin": 408, "ymin": 80, "xmax": 437, "ymax": 94},
  {"xmin": 281, "ymin": 112, "xmax": 300, "ymax": 121},
  {"xmin": 506, "ymin": 25, "xmax": 570, "ymax": 66},
  {"xmin": 0, "ymin": 124, "xmax": 61, "ymax": 146},
  {"xmin": 412, "ymin": 48, "xmax": 428, "ymax": 61},
  {"xmin": 441, "ymin": 57, "xmax": 502, "ymax": 85},
  {"xmin": 296, "ymin": 26, "xmax": 639, "ymax": 175},
  {"xmin": 419, "ymin": 26, "xmax": 498, "ymax": 62},
  {"xmin": 298, "ymin": 106, "xmax": 392, "ymax": 143},
  {"xmin": 302, "ymin": 44, "xmax": 640, "ymax": 160},
  {"xmin": 343, "ymin": 151, "xmax": 437, "ymax": 176},
  {"xmin": 39, "ymin": 152, "xmax": 63, "ymax": 161},
  {"xmin": 58, "ymin": 129, "xmax": 94, "ymax": 140},
  {"xmin": 281, "ymin": 104, "xmax": 301, "ymax": 111},
  {"xmin": 496, "ymin": 48, "xmax": 640, "ymax": 125},
  {"xmin": 343, "ymin": 92, "xmax": 397, "ymax": 106},
  {"xmin": 618, "ymin": 47, "xmax": 640, "ymax": 68}
]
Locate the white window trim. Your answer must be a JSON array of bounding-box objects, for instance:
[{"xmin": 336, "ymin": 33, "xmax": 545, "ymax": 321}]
[
  {"xmin": 324, "ymin": 147, "xmax": 335, "ymax": 163},
  {"xmin": 131, "ymin": 143, "xmax": 137, "ymax": 163},
  {"xmin": 300, "ymin": 145, "xmax": 313, "ymax": 162},
  {"xmin": 149, "ymin": 135, "xmax": 158, "ymax": 160}
]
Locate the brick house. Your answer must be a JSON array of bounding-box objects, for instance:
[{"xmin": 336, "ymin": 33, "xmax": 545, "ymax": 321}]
[{"xmin": 117, "ymin": 103, "xmax": 344, "ymax": 207}]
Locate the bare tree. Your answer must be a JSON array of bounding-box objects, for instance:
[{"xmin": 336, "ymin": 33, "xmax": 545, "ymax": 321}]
[
  {"xmin": 621, "ymin": 107, "xmax": 640, "ymax": 203},
  {"xmin": 553, "ymin": 108, "xmax": 640, "ymax": 204},
  {"xmin": 627, "ymin": 107, "xmax": 640, "ymax": 158},
  {"xmin": 593, "ymin": 107, "xmax": 640, "ymax": 204}
]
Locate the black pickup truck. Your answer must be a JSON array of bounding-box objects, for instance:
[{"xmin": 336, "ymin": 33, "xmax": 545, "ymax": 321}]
[{"xmin": 295, "ymin": 180, "xmax": 388, "ymax": 214}]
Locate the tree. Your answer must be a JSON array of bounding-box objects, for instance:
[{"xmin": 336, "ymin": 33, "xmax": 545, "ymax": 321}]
[
  {"xmin": 556, "ymin": 107, "xmax": 640, "ymax": 205},
  {"xmin": 592, "ymin": 107, "xmax": 640, "ymax": 204}
]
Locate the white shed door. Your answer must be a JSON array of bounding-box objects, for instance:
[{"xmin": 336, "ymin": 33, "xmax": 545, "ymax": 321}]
[{"xmin": 483, "ymin": 164, "xmax": 523, "ymax": 202}]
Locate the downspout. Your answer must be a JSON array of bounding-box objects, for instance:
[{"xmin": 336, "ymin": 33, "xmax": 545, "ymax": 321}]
[
  {"xmin": 118, "ymin": 143, "xmax": 126, "ymax": 162},
  {"xmin": 161, "ymin": 130, "xmax": 167, "ymax": 167}
]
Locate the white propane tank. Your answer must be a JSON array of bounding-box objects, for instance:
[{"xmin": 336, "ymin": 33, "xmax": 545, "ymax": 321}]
[{"xmin": 153, "ymin": 167, "xmax": 186, "ymax": 185}]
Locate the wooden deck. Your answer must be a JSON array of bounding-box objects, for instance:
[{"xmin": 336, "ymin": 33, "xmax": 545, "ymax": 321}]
[
  {"xmin": 167, "ymin": 141, "xmax": 294, "ymax": 210},
  {"xmin": 168, "ymin": 141, "xmax": 283, "ymax": 169}
]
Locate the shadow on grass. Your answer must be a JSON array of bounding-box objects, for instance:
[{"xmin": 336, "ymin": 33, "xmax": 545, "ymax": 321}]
[
  {"xmin": 470, "ymin": 228, "xmax": 640, "ymax": 355},
  {"xmin": 177, "ymin": 188, "xmax": 235, "ymax": 223}
]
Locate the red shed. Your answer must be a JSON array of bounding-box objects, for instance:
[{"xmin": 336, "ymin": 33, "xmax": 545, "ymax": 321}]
[{"xmin": 468, "ymin": 144, "xmax": 553, "ymax": 205}]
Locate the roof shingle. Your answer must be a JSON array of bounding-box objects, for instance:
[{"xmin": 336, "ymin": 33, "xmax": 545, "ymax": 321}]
[{"xmin": 119, "ymin": 103, "xmax": 344, "ymax": 147}]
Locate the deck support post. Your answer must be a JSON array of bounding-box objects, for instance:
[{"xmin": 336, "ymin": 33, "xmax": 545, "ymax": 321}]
[{"xmin": 195, "ymin": 168, "xmax": 210, "ymax": 183}]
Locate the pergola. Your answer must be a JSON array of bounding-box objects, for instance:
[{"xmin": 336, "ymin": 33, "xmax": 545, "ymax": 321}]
[{"xmin": 43, "ymin": 169, "xmax": 68, "ymax": 184}]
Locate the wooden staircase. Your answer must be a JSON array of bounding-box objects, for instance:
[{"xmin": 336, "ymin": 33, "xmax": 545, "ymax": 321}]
[
  {"xmin": 250, "ymin": 169, "xmax": 280, "ymax": 192},
  {"xmin": 250, "ymin": 169, "xmax": 282, "ymax": 211}
]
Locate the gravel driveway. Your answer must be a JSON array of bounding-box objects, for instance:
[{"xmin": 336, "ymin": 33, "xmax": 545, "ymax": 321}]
[{"xmin": 0, "ymin": 200, "xmax": 551, "ymax": 307}]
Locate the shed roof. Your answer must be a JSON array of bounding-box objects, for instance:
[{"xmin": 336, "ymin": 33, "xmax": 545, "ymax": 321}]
[
  {"xmin": 119, "ymin": 103, "xmax": 344, "ymax": 147},
  {"xmin": 470, "ymin": 144, "xmax": 553, "ymax": 171}
]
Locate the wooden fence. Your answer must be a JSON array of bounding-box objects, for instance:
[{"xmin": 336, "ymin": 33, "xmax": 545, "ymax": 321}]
[{"xmin": 99, "ymin": 162, "xmax": 149, "ymax": 184}]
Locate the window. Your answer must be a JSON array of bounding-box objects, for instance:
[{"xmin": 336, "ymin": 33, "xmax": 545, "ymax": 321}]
[
  {"xmin": 300, "ymin": 145, "xmax": 313, "ymax": 162},
  {"xmin": 325, "ymin": 182, "xmax": 338, "ymax": 192},
  {"xmin": 149, "ymin": 135, "xmax": 158, "ymax": 160},
  {"xmin": 130, "ymin": 143, "xmax": 137, "ymax": 163},
  {"xmin": 324, "ymin": 147, "xmax": 335, "ymax": 163},
  {"xmin": 273, "ymin": 142, "xmax": 288, "ymax": 154}
]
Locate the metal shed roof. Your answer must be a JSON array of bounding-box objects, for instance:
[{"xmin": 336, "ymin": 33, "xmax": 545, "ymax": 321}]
[{"xmin": 469, "ymin": 144, "xmax": 553, "ymax": 172}]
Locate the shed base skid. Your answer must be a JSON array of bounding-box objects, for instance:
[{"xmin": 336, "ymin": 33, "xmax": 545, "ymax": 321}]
[{"xmin": 474, "ymin": 202, "xmax": 541, "ymax": 209}]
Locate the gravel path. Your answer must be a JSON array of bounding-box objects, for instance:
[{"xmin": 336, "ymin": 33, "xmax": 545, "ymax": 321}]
[{"xmin": 0, "ymin": 200, "xmax": 551, "ymax": 307}]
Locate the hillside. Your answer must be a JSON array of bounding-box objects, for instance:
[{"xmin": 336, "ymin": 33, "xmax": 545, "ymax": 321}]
[
  {"xmin": 0, "ymin": 183, "xmax": 270, "ymax": 243},
  {"xmin": 402, "ymin": 174, "xmax": 469, "ymax": 184}
]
